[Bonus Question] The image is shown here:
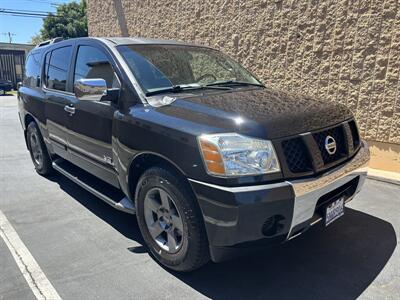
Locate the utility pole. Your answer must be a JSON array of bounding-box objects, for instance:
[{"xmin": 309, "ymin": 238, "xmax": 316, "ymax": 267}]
[{"xmin": 2, "ymin": 32, "xmax": 16, "ymax": 43}]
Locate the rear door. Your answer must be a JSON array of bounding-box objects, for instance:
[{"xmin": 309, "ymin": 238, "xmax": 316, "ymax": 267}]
[
  {"xmin": 19, "ymin": 51, "xmax": 46, "ymax": 130},
  {"xmin": 67, "ymin": 42, "xmax": 121, "ymax": 187},
  {"xmin": 43, "ymin": 44, "xmax": 74, "ymax": 159}
]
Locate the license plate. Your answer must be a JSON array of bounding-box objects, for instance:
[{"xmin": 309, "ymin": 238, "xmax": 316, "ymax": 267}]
[{"xmin": 325, "ymin": 197, "xmax": 345, "ymax": 226}]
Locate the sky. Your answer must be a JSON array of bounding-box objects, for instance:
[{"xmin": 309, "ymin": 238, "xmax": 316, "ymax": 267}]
[{"xmin": 0, "ymin": 0, "xmax": 74, "ymax": 44}]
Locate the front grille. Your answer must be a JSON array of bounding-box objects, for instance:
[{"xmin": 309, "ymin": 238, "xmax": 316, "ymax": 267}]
[
  {"xmin": 282, "ymin": 137, "xmax": 312, "ymax": 173},
  {"xmin": 313, "ymin": 126, "xmax": 347, "ymax": 164},
  {"xmin": 348, "ymin": 120, "xmax": 360, "ymax": 150},
  {"xmin": 282, "ymin": 138, "xmax": 312, "ymax": 173},
  {"xmin": 279, "ymin": 120, "xmax": 361, "ymax": 176}
]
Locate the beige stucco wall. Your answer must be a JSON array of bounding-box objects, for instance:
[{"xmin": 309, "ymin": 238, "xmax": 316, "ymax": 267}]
[{"xmin": 87, "ymin": 0, "xmax": 400, "ymax": 148}]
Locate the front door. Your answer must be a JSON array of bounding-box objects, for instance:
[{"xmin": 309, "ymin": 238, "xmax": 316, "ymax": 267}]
[{"xmin": 67, "ymin": 44, "xmax": 121, "ymax": 187}]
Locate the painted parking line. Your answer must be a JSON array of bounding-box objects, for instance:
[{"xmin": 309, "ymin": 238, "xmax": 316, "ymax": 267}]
[{"xmin": 0, "ymin": 209, "xmax": 61, "ymax": 300}]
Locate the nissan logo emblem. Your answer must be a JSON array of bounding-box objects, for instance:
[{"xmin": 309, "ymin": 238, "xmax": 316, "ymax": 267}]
[{"xmin": 325, "ymin": 135, "xmax": 337, "ymax": 155}]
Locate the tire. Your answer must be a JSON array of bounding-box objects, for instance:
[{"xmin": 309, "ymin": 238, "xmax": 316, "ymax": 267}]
[
  {"xmin": 26, "ymin": 122, "xmax": 53, "ymax": 176},
  {"xmin": 135, "ymin": 166, "xmax": 210, "ymax": 272}
]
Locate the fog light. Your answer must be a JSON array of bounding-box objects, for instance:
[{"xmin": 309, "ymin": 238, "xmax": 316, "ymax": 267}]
[{"xmin": 262, "ymin": 215, "xmax": 285, "ymax": 237}]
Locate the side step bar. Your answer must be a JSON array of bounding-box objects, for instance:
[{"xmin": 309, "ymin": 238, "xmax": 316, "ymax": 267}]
[{"xmin": 52, "ymin": 159, "xmax": 135, "ymax": 214}]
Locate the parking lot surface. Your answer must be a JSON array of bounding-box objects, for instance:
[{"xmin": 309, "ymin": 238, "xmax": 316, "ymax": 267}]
[{"xmin": 1, "ymin": 94, "xmax": 399, "ymax": 299}]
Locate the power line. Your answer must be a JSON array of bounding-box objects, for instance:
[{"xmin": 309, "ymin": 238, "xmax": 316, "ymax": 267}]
[
  {"xmin": 0, "ymin": 8, "xmax": 83, "ymax": 20},
  {"xmin": 1, "ymin": 8, "xmax": 56, "ymax": 14},
  {"xmin": 1, "ymin": 10, "xmax": 49, "ymax": 17},
  {"xmin": 0, "ymin": 13, "xmax": 46, "ymax": 19},
  {"xmin": 10, "ymin": 0, "xmax": 63, "ymax": 5}
]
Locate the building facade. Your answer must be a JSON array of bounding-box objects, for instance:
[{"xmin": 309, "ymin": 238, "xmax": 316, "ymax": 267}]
[
  {"xmin": 0, "ymin": 42, "xmax": 34, "ymax": 88},
  {"xmin": 87, "ymin": 0, "xmax": 399, "ymax": 171}
]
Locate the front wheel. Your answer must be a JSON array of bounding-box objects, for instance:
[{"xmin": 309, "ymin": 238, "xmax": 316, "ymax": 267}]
[
  {"xmin": 135, "ymin": 167, "xmax": 209, "ymax": 272},
  {"xmin": 26, "ymin": 122, "xmax": 53, "ymax": 176}
]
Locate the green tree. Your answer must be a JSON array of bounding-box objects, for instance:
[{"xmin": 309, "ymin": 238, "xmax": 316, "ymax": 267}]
[
  {"xmin": 30, "ymin": 33, "xmax": 43, "ymax": 45},
  {"xmin": 32, "ymin": 0, "xmax": 87, "ymax": 44}
]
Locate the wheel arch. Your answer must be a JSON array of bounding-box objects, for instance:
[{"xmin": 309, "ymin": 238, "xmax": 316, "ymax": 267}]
[
  {"xmin": 24, "ymin": 114, "xmax": 36, "ymax": 149},
  {"xmin": 127, "ymin": 152, "xmax": 193, "ymax": 203}
]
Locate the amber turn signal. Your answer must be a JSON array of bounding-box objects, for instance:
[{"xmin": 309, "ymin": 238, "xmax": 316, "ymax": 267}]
[{"xmin": 198, "ymin": 139, "xmax": 225, "ymax": 175}]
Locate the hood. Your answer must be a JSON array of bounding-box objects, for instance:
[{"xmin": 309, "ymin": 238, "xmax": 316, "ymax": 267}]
[{"xmin": 150, "ymin": 87, "xmax": 353, "ymax": 139}]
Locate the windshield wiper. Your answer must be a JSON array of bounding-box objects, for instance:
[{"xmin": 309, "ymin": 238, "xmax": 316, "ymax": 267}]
[
  {"xmin": 205, "ymin": 80, "xmax": 265, "ymax": 88},
  {"xmin": 146, "ymin": 85, "xmax": 185, "ymax": 96},
  {"xmin": 146, "ymin": 84, "xmax": 230, "ymax": 96}
]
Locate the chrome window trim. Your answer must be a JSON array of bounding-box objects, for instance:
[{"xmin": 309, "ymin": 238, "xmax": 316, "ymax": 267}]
[{"xmin": 42, "ymin": 86, "xmax": 75, "ymax": 96}]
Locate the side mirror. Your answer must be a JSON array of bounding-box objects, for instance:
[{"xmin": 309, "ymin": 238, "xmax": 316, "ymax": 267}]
[{"xmin": 74, "ymin": 78, "xmax": 107, "ymax": 101}]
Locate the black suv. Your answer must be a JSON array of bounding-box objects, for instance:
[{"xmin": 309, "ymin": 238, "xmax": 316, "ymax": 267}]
[{"xmin": 18, "ymin": 37, "xmax": 369, "ymax": 271}]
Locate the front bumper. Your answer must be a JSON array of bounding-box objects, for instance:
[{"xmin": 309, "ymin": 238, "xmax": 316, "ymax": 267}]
[{"xmin": 189, "ymin": 140, "xmax": 370, "ymax": 262}]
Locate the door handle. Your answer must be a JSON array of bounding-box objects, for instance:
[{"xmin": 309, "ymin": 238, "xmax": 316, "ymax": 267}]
[{"xmin": 64, "ymin": 105, "xmax": 75, "ymax": 115}]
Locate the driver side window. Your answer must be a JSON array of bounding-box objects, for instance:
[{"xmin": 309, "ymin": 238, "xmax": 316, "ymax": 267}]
[{"xmin": 74, "ymin": 45, "xmax": 120, "ymax": 90}]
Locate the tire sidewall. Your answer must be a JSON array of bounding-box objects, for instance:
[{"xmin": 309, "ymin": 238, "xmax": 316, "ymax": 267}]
[
  {"xmin": 136, "ymin": 168, "xmax": 206, "ymax": 271},
  {"xmin": 26, "ymin": 122, "xmax": 51, "ymax": 175},
  {"xmin": 136, "ymin": 173, "xmax": 190, "ymax": 266}
]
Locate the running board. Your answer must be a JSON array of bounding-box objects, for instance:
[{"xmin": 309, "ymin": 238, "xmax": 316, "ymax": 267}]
[{"xmin": 52, "ymin": 159, "xmax": 135, "ymax": 214}]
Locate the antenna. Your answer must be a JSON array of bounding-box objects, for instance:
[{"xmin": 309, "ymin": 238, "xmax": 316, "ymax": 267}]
[{"xmin": 1, "ymin": 32, "xmax": 16, "ymax": 43}]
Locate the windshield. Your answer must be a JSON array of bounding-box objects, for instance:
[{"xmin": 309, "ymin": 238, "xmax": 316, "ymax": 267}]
[{"xmin": 117, "ymin": 44, "xmax": 262, "ymax": 94}]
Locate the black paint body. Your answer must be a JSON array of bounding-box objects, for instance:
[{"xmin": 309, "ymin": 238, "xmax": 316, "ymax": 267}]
[{"xmin": 18, "ymin": 38, "xmax": 358, "ymax": 261}]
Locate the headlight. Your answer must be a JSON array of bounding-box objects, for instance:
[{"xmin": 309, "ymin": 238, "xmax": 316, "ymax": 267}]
[{"xmin": 198, "ymin": 133, "xmax": 280, "ymax": 176}]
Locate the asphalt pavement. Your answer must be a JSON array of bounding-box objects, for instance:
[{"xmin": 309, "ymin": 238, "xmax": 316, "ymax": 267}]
[{"xmin": 1, "ymin": 94, "xmax": 399, "ymax": 300}]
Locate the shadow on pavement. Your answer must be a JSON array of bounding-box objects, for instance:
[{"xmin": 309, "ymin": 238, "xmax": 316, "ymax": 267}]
[
  {"xmin": 51, "ymin": 174, "xmax": 144, "ymax": 243},
  {"xmin": 52, "ymin": 173, "xmax": 397, "ymax": 300},
  {"xmin": 175, "ymin": 209, "xmax": 397, "ymax": 300}
]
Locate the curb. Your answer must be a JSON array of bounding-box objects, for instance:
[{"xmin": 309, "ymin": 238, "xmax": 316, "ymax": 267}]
[{"xmin": 367, "ymin": 168, "xmax": 400, "ymax": 186}]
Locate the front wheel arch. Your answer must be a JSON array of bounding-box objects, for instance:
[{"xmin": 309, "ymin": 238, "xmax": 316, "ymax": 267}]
[{"xmin": 127, "ymin": 152, "xmax": 190, "ymax": 202}]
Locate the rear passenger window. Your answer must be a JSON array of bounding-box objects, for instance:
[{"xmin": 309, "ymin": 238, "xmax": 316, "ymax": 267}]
[
  {"xmin": 24, "ymin": 53, "xmax": 41, "ymax": 87},
  {"xmin": 74, "ymin": 45, "xmax": 119, "ymax": 89},
  {"xmin": 45, "ymin": 46, "xmax": 72, "ymax": 92}
]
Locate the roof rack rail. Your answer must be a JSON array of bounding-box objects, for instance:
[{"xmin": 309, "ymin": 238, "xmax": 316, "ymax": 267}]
[{"xmin": 35, "ymin": 37, "xmax": 64, "ymax": 48}]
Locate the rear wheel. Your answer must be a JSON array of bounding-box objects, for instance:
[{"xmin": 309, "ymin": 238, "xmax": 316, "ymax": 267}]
[
  {"xmin": 26, "ymin": 122, "xmax": 53, "ymax": 175},
  {"xmin": 135, "ymin": 167, "xmax": 209, "ymax": 272}
]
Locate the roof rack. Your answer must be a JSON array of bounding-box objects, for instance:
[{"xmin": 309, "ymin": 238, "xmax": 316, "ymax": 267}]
[{"xmin": 35, "ymin": 37, "xmax": 63, "ymax": 48}]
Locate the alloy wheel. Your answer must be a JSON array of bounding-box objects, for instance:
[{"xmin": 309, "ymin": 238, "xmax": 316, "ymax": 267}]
[
  {"xmin": 29, "ymin": 129, "xmax": 43, "ymax": 168},
  {"xmin": 143, "ymin": 187, "xmax": 184, "ymax": 253}
]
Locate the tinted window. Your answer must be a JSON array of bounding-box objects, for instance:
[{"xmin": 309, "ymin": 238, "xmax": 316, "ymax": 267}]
[
  {"xmin": 45, "ymin": 46, "xmax": 72, "ymax": 91},
  {"xmin": 24, "ymin": 53, "xmax": 41, "ymax": 87},
  {"xmin": 74, "ymin": 45, "xmax": 119, "ymax": 89}
]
